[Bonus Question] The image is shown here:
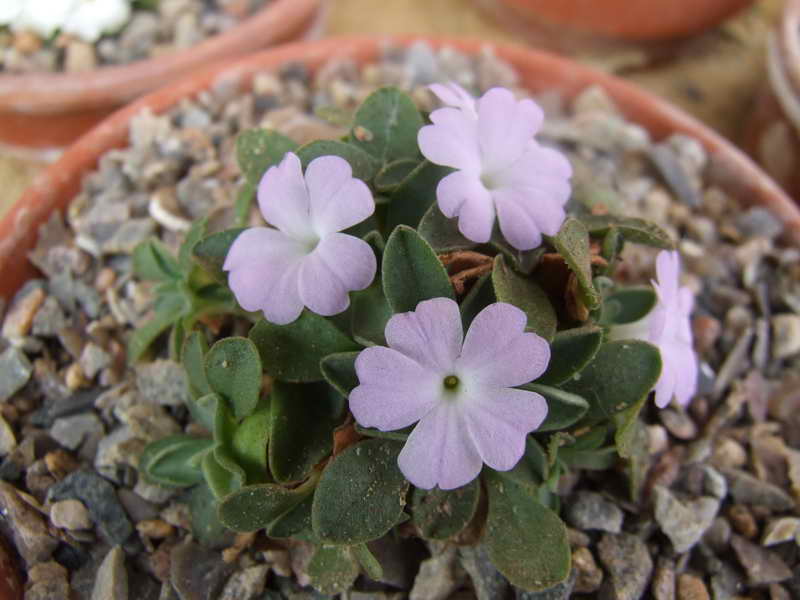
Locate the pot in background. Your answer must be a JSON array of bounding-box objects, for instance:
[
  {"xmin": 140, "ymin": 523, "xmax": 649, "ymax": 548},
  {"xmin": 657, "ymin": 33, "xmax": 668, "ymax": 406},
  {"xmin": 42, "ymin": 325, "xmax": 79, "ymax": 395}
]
[
  {"xmin": 476, "ymin": 0, "xmax": 754, "ymax": 43},
  {"xmin": 743, "ymin": 0, "xmax": 800, "ymax": 201},
  {"xmin": 0, "ymin": 0, "xmax": 324, "ymax": 160}
]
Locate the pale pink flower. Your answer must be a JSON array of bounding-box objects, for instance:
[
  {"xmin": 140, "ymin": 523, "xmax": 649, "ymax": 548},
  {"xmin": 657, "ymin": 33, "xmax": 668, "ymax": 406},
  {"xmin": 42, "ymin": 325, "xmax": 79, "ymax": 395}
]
[
  {"xmin": 349, "ymin": 298, "xmax": 550, "ymax": 490},
  {"xmin": 418, "ymin": 83, "xmax": 572, "ymax": 251},
  {"xmin": 648, "ymin": 250, "xmax": 698, "ymax": 408},
  {"xmin": 224, "ymin": 153, "xmax": 376, "ymax": 325}
]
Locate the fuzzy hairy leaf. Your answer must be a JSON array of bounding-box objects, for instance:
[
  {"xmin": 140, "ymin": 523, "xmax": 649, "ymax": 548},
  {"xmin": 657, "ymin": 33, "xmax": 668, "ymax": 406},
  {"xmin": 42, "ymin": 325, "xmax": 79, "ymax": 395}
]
[
  {"xmin": 308, "ymin": 545, "xmax": 360, "ymax": 595},
  {"xmin": 552, "ymin": 217, "xmax": 600, "ymax": 310},
  {"xmin": 537, "ymin": 325, "xmax": 603, "ymax": 386},
  {"xmin": 492, "ymin": 255, "xmax": 556, "ymax": 341},
  {"xmin": 521, "ymin": 383, "xmax": 589, "ymax": 432},
  {"xmin": 296, "ymin": 139, "xmax": 379, "ymax": 182},
  {"xmin": 382, "ymin": 225, "xmax": 454, "ymax": 314},
  {"xmin": 411, "ymin": 479, "xmax": 480, "ymax": 540},
  {"xmin": 417, "ymin": 203, "xmax": 476, "ymax": 253},
  {"xmin": 236, "ymin": 129, "xmax": 297, "ymax": 186},
  {"xmin": 139, "ymin": 435, "xmax": 211, "ymax": 488},
  {"xmin": 249, "ymin": 312, "xmax": 360, "ymax": 382},
  {"xmin": 205, "ymin": 337, "xmax": 262, "ymax": 419},
  {"xmin": 192, "ymin": 228, "xmax": 245, "ymax": 283},
  {"xmin": 580, "ymin": 214, "xmax": 674, "ymax": 249},
  {"xmin": 350, "ymin": 87, "xmax": 423, "ymax": 165},
  {"xmin": 312, "ymin": 439, "xmax": 408, "ymax": 545},
  {"xmin": 484, "ymin": 472, "xmax": 570, "ymax": 592},
  {"xmin": 385, "ymin": 161, "xmax": 452, "ymax": 230}
]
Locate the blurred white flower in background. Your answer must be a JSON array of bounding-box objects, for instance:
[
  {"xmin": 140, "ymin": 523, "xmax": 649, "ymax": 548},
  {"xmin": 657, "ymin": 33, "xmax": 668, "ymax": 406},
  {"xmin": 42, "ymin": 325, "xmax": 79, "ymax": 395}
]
[{"xmin": 0, "ymin": 0, "xmax": 134, "ymax": 43}]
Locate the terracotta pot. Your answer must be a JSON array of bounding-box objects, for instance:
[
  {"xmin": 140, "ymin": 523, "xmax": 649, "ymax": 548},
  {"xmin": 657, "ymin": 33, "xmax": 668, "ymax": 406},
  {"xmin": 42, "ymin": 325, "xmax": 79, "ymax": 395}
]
[
  {"xmin": 2, "ymin": 34, "xmax": 799, "ymax": 305},
  {"xmin": 742, "ymin": 0, "xmax": 800, "ymax": 200},
  {"xmin": 0, "ymin": 0, "xmax": 323, "ymax": 159},
  {"xmin": 480, "ymin": 0, "xmax": 754, "ymax": 42}
]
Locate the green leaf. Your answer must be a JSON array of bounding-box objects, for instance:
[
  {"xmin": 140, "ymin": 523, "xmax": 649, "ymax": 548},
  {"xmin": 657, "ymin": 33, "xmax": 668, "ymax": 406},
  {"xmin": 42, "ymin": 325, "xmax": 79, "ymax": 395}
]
[
  {"xmin": 312, "ymin": 439, "xmax": 409, "ymax": 545},
  {"xmin": 296, "ymin": 139, "xmax": 379, "ymax": 181},
  {"xmin": 411, "ymin": 479, "xmax": 480, "ymax": 540},
  {"xmin": 601, "ymin": 286, "xmax": 657, "ymax": 325},
  {"xmin": 182, "ymin": 331, "xmax": 212, "ymax": 397},
  {"xmin": 353, "ymin": 424, "xmax": 412, "ymax": 441},
  {"xmin": 320, "ymin": 352, "xmax": 360, "ymax": 397},
  {"xmin": 580, "ymin": 214, "xmax": 674, "ymax": 249},
  {"xmin": 187, "ymin": 483, "xmax": 234, "ymax": 549},
  {"xmin": 127, "ymin": 293, "xmax": 187, "ymax": 363},
  {"xmin": 522, "ymin": 383, "xmax": 589, "ymax": 432},
  {"xmin": 231, "ymin": 399, "xmax": 271, "ymax": 483},
  {"xmin": 350, "ymin": 283, "xmax": 392, "ymax": 346},
  {"xmin": 460, "ymin": 272, "xmax": 496, "ymax": 329},
  {"xmin": 552, "ymin": 217, "xmax": 600, "ymax": 310},
  {"xmin": 613, "ymin": 393, "xmax": 648, "ymax": 459},
  {"xmin": 350, "ymin": 87, "xmax": 423, "ymax": 164},
  {"xmin": 385, "ymin": 161, "xmax": 452, "ymax": 230},
  {"xmin": 562, "ymin": 340, "xmax": 662, "ymax": 419},
  {"xmin": 417, "ymin": 203, "xmax": 475, "ymax": 253},
  {"xmin": 217, "ymin": 476, "xmax": 317, "ymax": 532},
  {"xmin": 352, "ymin": 544, "xmax": 383, "ymax": 581},
  {"xmin": 492, "ymin": 255, "xmax": 557, "ymax": 341},
  {"xmin": 202, "ymin": 449, "xmax": 244, "ymax": 500},
  {"xmin": 188, "ymin": 392, "xmax": 220, "ymax": 434},
  {"xmin": 382, "ymin": 225, "xmax": 454, "ymax": 314},
  {"xmin": 249, "ymin": 312, "xmax": 360, "ymax": 382},
  {"xmin": 192, "ymin": 228, "xmax": 245, "ymax": 283},
  {"xmin": 205, "ymin": 337, "xmax": 262, "ymax": 419},
  {"xmin": 484, "ymin": 472, "xmax": 570, "ymax": 592},
  {"xmin": 179, "ymin": 218, "xmax": 208, "ymax": 271},
  {"xmin": 537, "ymin": 325, "xmax": 603, "ymax": 386},
  {"xmin": 374, "ymin": 158, "xmax": 420, "ymax": 193},
  {"xmin": 308, "ymin": 545, "xmax": 360, "ymax": 595},
  {"xmin": 267, "ymin": 494, "xmax": 314, "ymax": 538},
  {"xmin": 235, "ymin": 180, "xmax": 256, "ymax": 228},
  {"xmin": 558, "ymin": 445, "xmax": 618, "ymax": 470},
  {"xmin": 133, "ymin": 239, "xmax": 181, "ymax": 282},
  {"xmin": 236, "ymin": 129, "xmax": 297, "ymax": 186},
  {"xmin": 139, "ymin": 435, "xmax": 212, "ymax": 488},
  {"xmin": 614, "ymin": 398, "xmax": 649, "ymax": 500},
  {"xmin": 269, "ymin": 381, "xmax": 345, "ymax": 484}
]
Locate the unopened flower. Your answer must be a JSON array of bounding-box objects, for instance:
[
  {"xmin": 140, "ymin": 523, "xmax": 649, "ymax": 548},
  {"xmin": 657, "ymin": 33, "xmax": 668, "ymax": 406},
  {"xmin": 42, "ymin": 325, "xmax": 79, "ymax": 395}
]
[
  {"xmin": 418, "ymin": 83, "xmax": 572, "ymax": 251},
  {"xmin": 63, "ymin": 0, "xmax": 132, "ymax": 43},
  {"xmin": 349, "ymin": 298, "xmax": 550, "ymax": 490},
  {"xmin": 224, "ymin": 152, "xmax": 376, "ymax": 325},
  {"xmin": 648, "ymin": 250, "xmax": 698, "ymax": 407},
  {"xmin": 610, "ymin": 250, "xmax": 697, "ymax": 407}
]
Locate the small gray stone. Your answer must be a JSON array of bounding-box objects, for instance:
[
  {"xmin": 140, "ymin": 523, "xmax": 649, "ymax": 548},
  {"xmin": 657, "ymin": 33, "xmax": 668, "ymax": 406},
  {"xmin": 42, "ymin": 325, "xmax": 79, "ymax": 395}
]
[
  {"xmin": 103, "ymin": 219, "xmax": 157, "ymax": 254},
  {"xmin": 771, "ymin": 314, "xmax": 800, "ymax": 360},
  {"xmin": 80, "ymin": 343, "xmax": 112, "ymax": 379},
  {"xmin": 653, "ymin": 486, "xmax": 719, "ymax": 553},
  {"xmin": 117, "ymin": 488, "xmax": 159, "ymax": 523},
  {"xmin": 410, "ymin": 546, "xmax": 464, "ymax": 600},
  {"xmin": 703, "ymin": 517, "xmax": 732, "ymax": 553},
  {"xmin": 736, "ymin": 207, "xmax": 784, "ymax": 240},
  {"xmin": 0, "ymin": 481, "xmax": 58, "ymax": 567},
  {"xmin": 134, "ymin": 478, "xmax": 178, "ymax": 504},
  {"xmin": 135, "ymin": 360, "xmax": 191, "ymax": 407},
  {"xmin": 0, "ymin": 414, "xmax": 16, "ymax": 455},
  {"xmin": 31, "ymin": 295, "xmax": 68, "ymax": 337},
  {"xmin": 572, "ymin": 547, "xmax": 602, "ymax": 594},
  {"xmin": 761, "ymin": 517, "xmax": 800, "ymax": 547},
  {"xmin": 459, "ymin": 545, "xmax": 510, "ymax": 600},
  {"xmin": 26, "ymin": 561, "xmax": 71, "ymax": 600},
  {"xmin": 92, "ymin": 546, "xmax": 128, "ymax": 600},
  {"xmin": 597, "ymin": 532, "xmax": 653, "ymax": 600},
  {"xmin": 0, "ymin": 346, "xmax": 32, "ymax": 402},
  {"xmin": 48, "ymin": 470, "xmax": 133, "ymax": 546},
  {"xmin": 702, "ymin": 465, "xmax": 727, "ymax": 500},
  {"xmin": 721, "ymin": 468, "xmax": 795, "ymax": 512},
  {"xmin": 170, "ymin": 539, "xmax": 236, "ymax": 600},
  {"xmin": 565, "ymin": 491, "xmax": 624, "ymax": 533},
  {"xmin": 218, "ymin": 564, "xmax": 269, "ymax": 600},
  {"xmin": 731, "ymin": 535, "xmax": 792, "ymax": 585},
  {"xmin": 50, "ymin": 412, "xmax": 104, "ymax": 450},
  {"xmin": 50, "ymin": 499, "xmax": 92, "ymax": 530}
]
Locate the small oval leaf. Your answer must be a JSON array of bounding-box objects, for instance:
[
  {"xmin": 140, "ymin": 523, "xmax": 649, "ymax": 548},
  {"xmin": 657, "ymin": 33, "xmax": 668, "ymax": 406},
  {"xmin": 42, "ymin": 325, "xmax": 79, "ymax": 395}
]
[
  {"xmin": 139, "ymin": 435, "xmax": 212, "ymax": 488},
  {"xmin": 411, "ymin": 479, "xmax": 480, "ymax": 541},
  {"xmin": 205, "ymin": 337, "xmax": 262, "ymax": 419},
  {"xmin": 492, "ymin": 255, "xmax": 556, "ymax": 341},
  {"xmin": 537, "ymin": 325, "xmax": 603, "ymax": 386}
]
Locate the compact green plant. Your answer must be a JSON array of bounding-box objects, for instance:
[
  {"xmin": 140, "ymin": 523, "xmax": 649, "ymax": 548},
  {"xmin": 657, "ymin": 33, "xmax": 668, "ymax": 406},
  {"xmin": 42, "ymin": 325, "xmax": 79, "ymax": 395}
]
[{"xmin": 136, "ymin": 83, "xmax": 697, "ymax": 594}]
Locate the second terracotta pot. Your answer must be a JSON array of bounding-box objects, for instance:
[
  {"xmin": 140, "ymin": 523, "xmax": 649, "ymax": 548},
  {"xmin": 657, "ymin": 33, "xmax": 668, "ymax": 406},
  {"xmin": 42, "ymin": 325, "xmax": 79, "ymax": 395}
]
[
  {"xmin": 0, "ymin": 0, "xmax": 323, "ymax": 159},
  {"xmin": 484, "ymin": 0, "xmax": 754, "ymax": 42}
]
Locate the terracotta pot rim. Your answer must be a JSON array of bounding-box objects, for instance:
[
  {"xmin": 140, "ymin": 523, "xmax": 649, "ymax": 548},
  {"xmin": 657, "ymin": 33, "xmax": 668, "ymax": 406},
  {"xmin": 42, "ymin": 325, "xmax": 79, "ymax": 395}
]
[
  {"xmin": 2, "ymin": 34, "xmax": 799, "ymax": 302},
  {"xmin": 0, "ymin": 0, "xmax": 321, "ymax": 114}
]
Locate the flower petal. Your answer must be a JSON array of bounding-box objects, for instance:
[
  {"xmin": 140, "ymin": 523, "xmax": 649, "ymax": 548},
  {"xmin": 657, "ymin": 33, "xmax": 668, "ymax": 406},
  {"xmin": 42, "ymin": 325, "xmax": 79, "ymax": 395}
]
[
  {"xmin": 258, "ymin": 153, "xmax": 315, "ymax": 242},
  {"xmin": 477, "ymin": 88, "xmax": 543, "ymax": 174},
  {"xmin": 418, "ymin": 107, "xmax": 481, "ymax": 172},
  {"xmin": 223, "ymin": 227, "xmax": 306, "ymax": 324},
  {"xmin": 385, "ymin": 297, "xmax": 463, "ymax": 374},
  {"xmin": 298, "ymin": 233, "xmax": 376, "ymax": 316},
  {"xmin": 464, "ymin": 386, "xmax": 548, "ymax": 471},
  {"xmin": 671, "ymin": 347, "xmax": 698, "ymax": 407},
  {"xmin": 493, "ymin": 186, "xmax": 566, "ymax": 250},
  {"xmin": 429, "ymin": 82, "xmax": 478, "ymax": 116},
  {"xmin": 458, "ymin": 303, "xmax": 550, "ymax": 387},
  {"xmin": 398, "ymin": 402, "xmax": 482, "ymax": 490},
  {"xmin": 654, "ymin": 250, "xmax": 680, "ymax": 303},
  {"xmin": 435, "ymin": 171, "xmax": 494, "ymax": 244},
  {"xmin": 304, "ymin": 156, "xmax": 374, "ymax": 236},
  {"xmin": 350, "ymin": 346, "xmax": 441, "ymax": 431},
  {"xmin": 653, "ymin": 357, "xmax": 677, "ymax": 409}
]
